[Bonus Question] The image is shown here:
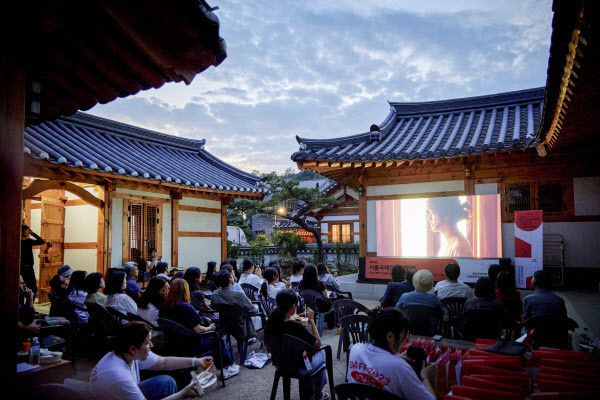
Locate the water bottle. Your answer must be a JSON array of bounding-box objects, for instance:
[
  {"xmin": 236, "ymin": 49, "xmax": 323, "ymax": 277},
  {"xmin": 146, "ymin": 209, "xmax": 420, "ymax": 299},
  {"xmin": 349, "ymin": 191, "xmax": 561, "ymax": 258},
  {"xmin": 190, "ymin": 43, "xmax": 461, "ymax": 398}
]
[{"xmin": 29, "ymin": 337, "xmax": 40, "ymax": 366}]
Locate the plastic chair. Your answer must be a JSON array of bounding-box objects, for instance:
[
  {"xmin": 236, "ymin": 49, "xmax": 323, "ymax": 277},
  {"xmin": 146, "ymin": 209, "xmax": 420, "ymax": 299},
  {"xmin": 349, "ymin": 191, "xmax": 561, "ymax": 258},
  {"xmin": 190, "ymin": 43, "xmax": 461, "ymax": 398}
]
[
  {"xmin": 333, "ymin": 299, "xmax": 370, "ymax": 360},
  {"xmin": 498, "ymin": 298, "xmax": 523, "ymax": 339},
  {"xmin": 520, "ymin": 314, "xmax": 578, "ymax": 350},
  {"xmin": 440, "ymin": 297, "xmax": 467, "ymax": 339},
  {"xmin": 334, "ymin": 382, "xmax": 406, "ymax": 400},
  {"xmin": 400, "ymin": 305, "xmax": 442, "ymax": 336},
  {"xmin": 241, "ymin": 283, "xmax": 260, "ymax": 301},
  {"xmin": 339, "ymin": 314, "xmax": 371, "ymax": 380},
  {"xmin": 459, "ymin": 308, "xmax": 504, "ymax": 341},
  {"xmin": 106, "ymin": 306, "xmax": 132, "ymax": 325},
  {"xmin": 291, "ymin": 281, "xmax": 300, "ymax": 292},
  {"xmin": 24, "ymin": 382, "xmax": 103, "ymax": 400},
  {"xmin": 299, "ymin": 289, "xmax": 334, "ymax": 337},
  {"xmin": 212, "ymin": 303, "xmax": 263, "ymax": 364},
  {"xmin": 325, "ymin": 283, "xmax": 353, "ymax": 299},
  {"xmin": 266, "ymin": 334, "xmax": 335, "ymax": 400},
  {"xmin": 85, "ymin": 301, "xmax": 119, "ymax": 347},
  {"xmin": 157, "ymin": 318, "xmax": 225, "ymax": 387},
  {"xmin": 258, "ymin": 293, "xmax": 276, "ymax": 317}
]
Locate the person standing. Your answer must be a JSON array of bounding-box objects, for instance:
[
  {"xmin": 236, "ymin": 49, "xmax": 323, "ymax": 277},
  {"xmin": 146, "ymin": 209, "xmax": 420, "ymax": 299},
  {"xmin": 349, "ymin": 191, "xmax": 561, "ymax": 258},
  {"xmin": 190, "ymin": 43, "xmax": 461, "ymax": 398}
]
[{"xmin": 21, "ymin": 224, "xmax": 45, "ymax": 301}]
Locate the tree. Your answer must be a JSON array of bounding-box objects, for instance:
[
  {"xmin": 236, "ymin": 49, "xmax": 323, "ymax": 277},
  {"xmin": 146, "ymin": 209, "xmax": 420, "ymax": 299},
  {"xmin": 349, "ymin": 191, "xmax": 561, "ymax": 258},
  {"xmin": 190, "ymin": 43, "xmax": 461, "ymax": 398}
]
[
  {"xmin": 272, "ymin": 232, "xmax": 305, "ymax": 258},
  {"xmin": 230, "ymin": 174, "xmax": 338, "ymax": 262}
]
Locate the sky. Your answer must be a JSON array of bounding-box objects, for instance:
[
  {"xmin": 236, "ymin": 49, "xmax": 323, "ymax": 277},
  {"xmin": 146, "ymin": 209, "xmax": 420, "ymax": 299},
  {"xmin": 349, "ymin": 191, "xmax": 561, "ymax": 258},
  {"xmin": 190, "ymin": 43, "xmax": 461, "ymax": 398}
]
[{"xmin": 89, "ymin": 0, "xmax": 553, "ymax": 175}]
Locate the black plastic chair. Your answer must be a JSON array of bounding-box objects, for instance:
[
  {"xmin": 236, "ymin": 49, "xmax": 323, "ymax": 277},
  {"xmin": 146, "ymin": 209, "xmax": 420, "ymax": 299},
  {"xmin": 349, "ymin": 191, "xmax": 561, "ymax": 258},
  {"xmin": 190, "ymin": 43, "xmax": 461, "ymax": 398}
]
[
  {"xmin": 291, "ymin": 281, "xmax": 300, "ymax": 292},
  {"xmin": 334, "ymin": 382, "xmax": 405, "ymax": 400},
  {"xmin": 266, "ymin": 334, "xmax": 335, "ymax": 400},
  {"xmin": 85, "ymin": 301, "xmax": 119, "ymax": 352},
  {"xmin": 339, "ymin": 314, "xmax": 371, "ymax": 380},
  {"xmin": 499, "ymin": 298, "xmax": 523, "ymax": 339},
  {"xmin": 241, "ymin": 283, "xmax": 260, "ymax": 301},
  {"xmin": 157, "ymin": 318, "xmax": 225, "ymax": 387},
  {"xmin": 259, "ymin": 293, "xmax": 276, "ymax": 318},
  {"xmin": 212, "ymin": 303, "xmax": 263, "ymax": 364},
  {"xmin": 440, "ymin": 297, "xmax": 467, "ymax": 339},
  {"xmin": 520, "ymin": 314, "xmax": 578, "ymax": 350},
  {"xmin": 459, "ymin": 308, "xmax": 504, "ymax": 341},
  {"xmin": 400, "ymin": 305, "xmax": 442, "ymax": 336},
  {"xmin": 106, "ymin": 306, "xmax": 132, "ymax": 325},
  {"xmin": 334, "ymin": 299, "xmax": 370, "ymax": 360},
  {"xmin": 326, "ymin": 284, "xmax": 353, "ymax": 300},
  {"xmin": 299, "ymin": 289, "xmax": 334, "ymax": 337}
]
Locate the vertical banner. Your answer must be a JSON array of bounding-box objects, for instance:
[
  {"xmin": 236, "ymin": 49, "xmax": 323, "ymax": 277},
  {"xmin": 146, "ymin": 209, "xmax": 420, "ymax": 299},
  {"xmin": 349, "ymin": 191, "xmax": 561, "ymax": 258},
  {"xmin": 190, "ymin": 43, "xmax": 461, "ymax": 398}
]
[{"xmin": 514, "ymin": 210, "xmax": 543, "ymax": 289}]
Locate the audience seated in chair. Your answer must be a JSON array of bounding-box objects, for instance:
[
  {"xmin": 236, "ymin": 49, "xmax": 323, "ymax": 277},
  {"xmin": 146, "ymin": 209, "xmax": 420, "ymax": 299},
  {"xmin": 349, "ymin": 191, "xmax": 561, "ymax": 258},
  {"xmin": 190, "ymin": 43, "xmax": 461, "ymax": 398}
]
[
  {"xmin": 347, "ymin": 308, "xmax": 437, "ymax": 400},
  {"xmin": 203, "ymin": 261, "xmax": 218, "ymax": 292},
  {"xmin": 89, "ymin": 321, "xmax": 208, "ymax": 400},
  {"xmin": 289, "ymin": 260, "xmax": 306, "ymax": 286},
  {"xmin": 49, "ymin": 265, "xmax": 75, "ymax": 318},
  {"xmin": 488, "ymin": 263, "xmax": 502, "ymax": 287},
  {"xmin": 238, "ymin": 259, "xmax": 265, "ymax": 290},
  {"xmin": 464, "ymin": 276, "xmax": 507, "ymax": 317},
  {"xmin": 265, "ymin": 267, "xmax": 290, "ymax": 300},
  {"xmin": 211, "ymin": 270, "xmax": 258, "ymax": 337},
  {"xmin": 317, "ymin": 263, "xmax": 340, "ymax": 294},
  {"xmin": 84, "ymin": 272, "xmax": 107, "ymax": 307},
  {"xmin": 155, "ymin": 262, "xmax": 171, "ymax": 282},
  {"xmin": 495, "ymin": 270, "xmax": 521, "ymax": 301},
  {"xmin": 396, "ymin": 269, "xmax": 442, "ymax": 334},
  {"xmin": 124, "ymin": 262, "xmax": 142, "ymax": 300},
  {"xmin": 138, "ymin": 277, "xmax": 170, "ymax": 328},
  {"xmin": 229, "ymin": 259, "xmax": 241, "ymax": 282},
  {"xmin": 219, "ymin": 264, "xmax": 245, "ymax": 295},
  {"xmin": 67, "ymin": 270, "xmax": 89, "ymax": 324},
  {"xmin": 433, "ymin": 263, "xmax": 472, "ymax": 300},
  {"xmin": 300, "ymin": 264, "xmax": 329, "ymax": 299},
  {"xmin": 182, "ymin": 267, "xmax": 209, "ymax": 307},
  {"xmin": 380, "ymin": 266, "xmax": 415, "ymax": 308},
  {"xmin": 523, "ymin": 270, "xmax": 567, "ymax": 320},
  {"xmin": 105, "ymin": 270, "xmax": 139, "ymax": 316},
  {"xmin": 266, "ymin": 289, "xmax": 330, "ymax": 400},
  {"xmin": 159, "ymin": 278, "xmax": 215, "ymax": 334}
]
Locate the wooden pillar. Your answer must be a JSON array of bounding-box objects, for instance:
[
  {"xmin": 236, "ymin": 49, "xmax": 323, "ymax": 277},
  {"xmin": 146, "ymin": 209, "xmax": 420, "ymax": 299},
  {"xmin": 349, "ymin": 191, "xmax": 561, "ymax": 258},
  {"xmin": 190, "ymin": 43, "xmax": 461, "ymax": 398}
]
[
  {"xmin": 0, "ymin": 56, "xmax": 26, "ymax": 385},
  {"xmin": 358, "ymin": 169, "xmax": 368, "ymax": 258},
  {"xmin": 221, "ymin": 199, "xmax": 228, "ymax": 262},
  {"xmin": 97, "ymin": 187, "xmax": 105, "ymax": 272},
  {"xmin": 464, "ymin": 163, "xmax": 475, "ymax": 196},
  {"xmin": 97, "ymin": 183, "xmax": 113, "ymax": 273},
  {"xmin": 170, "ymin": 191, "xmax": 181, "ymax": 268}
]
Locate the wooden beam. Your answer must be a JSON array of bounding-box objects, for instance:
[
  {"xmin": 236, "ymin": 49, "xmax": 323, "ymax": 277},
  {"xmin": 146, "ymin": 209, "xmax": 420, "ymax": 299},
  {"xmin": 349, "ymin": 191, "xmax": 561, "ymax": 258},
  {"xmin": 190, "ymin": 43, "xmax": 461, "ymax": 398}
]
[
  {"xmin": 358, "ymin": 169, "xmax": 367, "ymax": 258},
  {"xmin": 97, "ymin": 187, "xmax": 105, "ymax": 272},
  {"xmin": 64, "ymin": 242, "xmax": 98, "ymax": 250},
  {"xmin": 171, "ymin": 198, "xmax": 179, "ymax": 268},
  {"xmin": 366, "ymin": 190, "xmax": 465, "ymax": 201},
  {"xmin": 178, "ymin": 204, "xmax": 221, "ymax": 214},
  {"xmin": 23, "ymin": 179, "xmax": 104, "ymax": 209},
  {"xmin": 178, "ymin": 231, "xmax": 221, "ymax": 238},
  {"xmin": 104, "ymin": 187, "xmax": 113, "ymax": 271},
  {"xmin": 111, "ymin": 191, "xmax": 170, "ymax": 204}
]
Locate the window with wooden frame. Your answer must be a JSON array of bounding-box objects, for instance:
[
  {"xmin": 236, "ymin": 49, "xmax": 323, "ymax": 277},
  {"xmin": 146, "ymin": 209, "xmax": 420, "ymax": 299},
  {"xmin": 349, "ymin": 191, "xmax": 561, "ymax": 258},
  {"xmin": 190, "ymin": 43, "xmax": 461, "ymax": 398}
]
[
  {"xmin": 329, "ymin": 222, "xmax": 353, "ymax": 243},
  {"xmin": 501, "ymin": 180, "xmax": 571, "ymax": 222},
  {"xmin": 123, "ymin": 200, "xmax": 162, "ymax": 267}
]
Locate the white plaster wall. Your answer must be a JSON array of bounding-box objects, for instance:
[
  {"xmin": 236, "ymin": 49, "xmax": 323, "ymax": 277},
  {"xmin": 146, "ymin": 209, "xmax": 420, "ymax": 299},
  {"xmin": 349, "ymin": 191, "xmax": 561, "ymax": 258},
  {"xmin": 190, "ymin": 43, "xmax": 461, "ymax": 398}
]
[
  {"xmin": 179, "ymin": 197, "xmax": 220, "ymax": 209},
  {"xmin": 475, "ymin": 183, "xmax": 498, "ymax": 195},
  {"xmin": 178, "ymin": 237, "xmax": 221, "ymax": 271},
  {"xmin": 574, "ymin": 177, "xmax": 600, "ymax": 216},
  {"xmin": 162, "ymin": 203, "xmax": 172, "ymax": 266},
  {"xmin": 115, "ymin": 188, "xmax": 170, "ymax": 199},
  {"xmin": 366, "ymin": 180, "xmax": 464, "ymax": 197},
  {"xmin": 64, "ymin": 249, "xmax": 97, "ymax": 273},
  {"xmin": 64, "ymin": 205, "xmax": 97, "ymax": 242},
  {"xmin": 502, "ymin": 222, "xmax": 600, "ymax": 269},
  {"xmin": 321, "ymin": 223, "xmax": 328, "ymax": 233},
  {"xmin": 111, "ymin": 198, "xmax": 123, "ymax": 268},
  {"xmin": 367, "ymin": 201, "xmax": 377, "ymax": 252},
  {"xmin": 179, "ymin": 211, "xmax": 221, "ymax": 232}
]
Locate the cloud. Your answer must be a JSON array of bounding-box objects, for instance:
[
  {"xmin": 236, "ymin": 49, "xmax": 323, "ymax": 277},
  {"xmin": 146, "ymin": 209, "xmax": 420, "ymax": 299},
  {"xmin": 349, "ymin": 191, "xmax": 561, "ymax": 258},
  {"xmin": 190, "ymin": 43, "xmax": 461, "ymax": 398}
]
[{"xmin": 89, "ymin": 0, "xmax": 553, "ymax": 173}]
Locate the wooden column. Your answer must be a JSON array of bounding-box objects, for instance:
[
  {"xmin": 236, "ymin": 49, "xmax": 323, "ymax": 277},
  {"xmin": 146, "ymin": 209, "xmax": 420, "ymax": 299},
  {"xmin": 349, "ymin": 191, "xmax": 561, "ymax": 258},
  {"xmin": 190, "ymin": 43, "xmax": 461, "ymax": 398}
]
[
  {"xmin": 97, "ymin": 187, "xmax": 105, "ymax": 272},
  {"xmin": 464, "ymin": 164, "xmax": 475, "ymax": 196},
  {"xmin": 221, "ymin": 199, "xmax": 228, "ymax": 262},
  {"xmin": 97, "ymin": 183, "xmax": 113, "ymax": 273},
  {"xmin": 170, "ymin": 191, "xmax": 181, "ymax": 268},
  {"xmin": 358, "ymin": 169, "xmax": 368, "ymax": 258},
  {"xmin": 0, "ymin": 56, "xmax": 26, "ymax": 385}
]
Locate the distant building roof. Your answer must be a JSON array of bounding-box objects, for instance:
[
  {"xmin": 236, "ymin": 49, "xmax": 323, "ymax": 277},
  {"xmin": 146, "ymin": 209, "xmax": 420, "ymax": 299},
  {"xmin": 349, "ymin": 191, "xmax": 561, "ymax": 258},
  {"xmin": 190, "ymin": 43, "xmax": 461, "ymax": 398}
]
[
  {"xmin": 261, "ymin": 178, "xmax": 336, "ymax": 202},
  {"xmin": 292, "ymin": 87, "xmax": 545, "ymax": 163},
  {"xmin": 24, "ymin": 112, "xmax": 265, "ymax": 195}
]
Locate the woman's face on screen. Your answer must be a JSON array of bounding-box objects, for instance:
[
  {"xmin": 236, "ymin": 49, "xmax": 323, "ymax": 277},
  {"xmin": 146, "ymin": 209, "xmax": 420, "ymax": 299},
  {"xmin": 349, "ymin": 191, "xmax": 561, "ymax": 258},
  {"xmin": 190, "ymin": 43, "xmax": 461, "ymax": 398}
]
[{"xmin": 425, "ymin": 200, "xmax": 443, "ymax": 232}]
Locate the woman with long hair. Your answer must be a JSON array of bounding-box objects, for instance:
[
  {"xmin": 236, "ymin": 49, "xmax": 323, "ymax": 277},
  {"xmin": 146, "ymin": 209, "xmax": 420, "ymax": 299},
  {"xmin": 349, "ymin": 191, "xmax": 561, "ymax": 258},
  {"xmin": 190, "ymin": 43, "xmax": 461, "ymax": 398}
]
[
  {"xmin": 425, "ymin": 197, "xmax": 473, "ymax": 257},
  {"xmin": 495, "ymin": 270, "xmax": 521, "ymax": 301},
  {"xmin": 182, "ymin": 267, "xmax": 207, "ymax": 306},
  {"xmin": 205, "ymin": 261, "xmax": 218, "ymax": 291},
  {"xmin": 67, "ymin": 270, "xmax": 89, "ymax": 323},
  {"xmin": 159, "ymin": 278, "xmax": 215, "ymax": 334},
  {"xmin": 299, "ymin": 264, "xmax": 328, "ymax": 298},
  {"xmin": 138, "ymin": 277, "xmax": 169, "ymax": 327},
  {"xmin": 84, "ymin": 272, "xmax": 107, "ymax": 307},
  {"xmin": 464, "ymin": 276, "xmax": 506, "ymax": 317},
  {"xmin": 347, "ymin": 308, "xmax": 437, "ymax": 399},
  {"xmin": 265, "ymin": 289, "xmax": 329, "ymax": 400},
  {"xmin": 105, "ymin": 270, "xmax": 138, "ymax": 315}
]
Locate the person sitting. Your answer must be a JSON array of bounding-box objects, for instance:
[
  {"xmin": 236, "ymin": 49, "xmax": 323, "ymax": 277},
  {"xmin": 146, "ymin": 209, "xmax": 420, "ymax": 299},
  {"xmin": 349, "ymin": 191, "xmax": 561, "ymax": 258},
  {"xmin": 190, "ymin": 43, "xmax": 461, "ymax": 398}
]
[
  {"xmin": 138, "ymin": 277, "xmax": 169, "ymax": 328},
  {"xmin": 433, "ymin": 263, "xmax": 472, "ymax": 300},
  {"xmin": 211, "ymin": 270, "xmax": 258, "ymax": 326},
  {"xmin": 463, "ymin": 276, "xmax": 506, "ymax": 317},
  {"xmin": 488, "ymin": 263, "xmax": 502, "ymax": 287},
  {"xmin": 182, "ymin": 267, "xmax": 206, "ymax": 306},
  {"xmin": 299, "ymin": 264, "xmax": 328, "ymax": 298},
  {"xmin": 495, "ymin": 270, "xmax": 521, "ymax": 301},
  {"xmin": 238, "ymin": 259, "xmax": 264, "ymax": 290},
  {"xmin": 159, "ymin": 278, "xmax": 215, "ymax": 334},
  {"xmin": 289, "ymin": 260, "xmax": 306, "ymax": 285},
  {"xmin": 219, "ymin": 264, "xmax": 245, "ymax": 295},
  {"xmin": 155, "ymin": 262, "xmax": 171, "ymax": 282},
  {"xmin": 264, "ymin": 267, "xmax": 291, "ymax": 300},
  {"xmin": 89, "ymin": 321, "xmax": 209, "ymax": 400},
  {"xmin": 380, "ymin": 265, "xmax": 412, "ymax": 308},
  {"xmin": 124, "ymin": 262, "xmax": 142, "ymax": 300},
  {"xmin": 396, "ymin": 269, "xmax": 442, "ymax": 334},
  {"xmin": 67, "ymin": 270, "xmax": 89, "ymax": 324},
  {"xmin": 105, "ymin": 271, "xmax": 139, "ymax": 316},
  {"xmin": 265, "ymin": 289, "xmax": 329, "ymax": 400},
  {"xmin": 229, "ymin": 259, "xmax": 241, "ymax": 281},
  {"xmin": 347, "ymin": 308, "xmax": 437, "ymax": 399},
  {"xmin": 317, "ymin": 263, "xmax": 339, "ymax": 291},
  {"xmin": 49, "ymin": 265, "xmax": 75, "ymax": 318},
  {"xmin": 205, "ymin": 261, "xmax": 219, "ymax": 291},
  {"xmin": 523, "ymin": 270, "xmax": 567, "ymax": 319},
  {"xmin": 84, "ymin": 272, "xmax": 107, "ymax": 307}
]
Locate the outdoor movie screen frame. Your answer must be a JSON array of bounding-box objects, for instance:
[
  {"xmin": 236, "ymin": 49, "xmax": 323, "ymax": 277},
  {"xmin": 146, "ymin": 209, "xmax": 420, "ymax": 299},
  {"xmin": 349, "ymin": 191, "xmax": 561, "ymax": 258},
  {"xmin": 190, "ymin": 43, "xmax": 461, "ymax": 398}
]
[{"xmin": 375, "ymin": 194, "xmax": 502, "ymax": 259}]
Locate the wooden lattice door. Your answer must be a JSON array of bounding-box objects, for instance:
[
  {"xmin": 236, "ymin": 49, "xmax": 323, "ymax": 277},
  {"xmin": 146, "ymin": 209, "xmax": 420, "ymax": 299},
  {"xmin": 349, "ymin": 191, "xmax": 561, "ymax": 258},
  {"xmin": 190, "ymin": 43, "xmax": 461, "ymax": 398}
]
[
  {"xmin": 39, "ymin": 190, "xmax": 65, "ymax": 303},
  {"xmin": 127, "ymin": 202, "xmax": 161, "ymax": 267}
]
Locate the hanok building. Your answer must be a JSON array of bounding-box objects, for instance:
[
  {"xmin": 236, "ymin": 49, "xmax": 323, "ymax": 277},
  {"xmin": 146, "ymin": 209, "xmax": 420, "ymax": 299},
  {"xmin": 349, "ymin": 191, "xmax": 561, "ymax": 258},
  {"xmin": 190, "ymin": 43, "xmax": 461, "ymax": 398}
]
[
  {"xmin": 292, "ymin": 0, "xmax": 600, "ymax": 287},
  {"xmin": 22, "ymin": 112, "xmax": 265, "ymax": 302}
]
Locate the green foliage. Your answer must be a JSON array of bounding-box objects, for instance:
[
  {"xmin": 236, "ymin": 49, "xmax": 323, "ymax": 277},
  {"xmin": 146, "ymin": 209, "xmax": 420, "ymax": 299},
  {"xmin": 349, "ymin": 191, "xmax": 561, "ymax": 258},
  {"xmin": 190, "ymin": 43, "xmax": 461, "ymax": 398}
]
[
  {"xmin": 332, "ymin": 241, "xmax": 359, "ymax": 270},
  {"xmin": 227, "ymin": 218, "xmax": 253, "ymax": 241},
  {"xmin": 249, "ymin": 234, "xmax": 269, "ymax": 267},
  {"xmin": 272, "ymin": 232, "xmax": 305, "ymax": 258},
  {"xmin": 227, "ymin": 240, "xmax": 241, "ymax": 261}
]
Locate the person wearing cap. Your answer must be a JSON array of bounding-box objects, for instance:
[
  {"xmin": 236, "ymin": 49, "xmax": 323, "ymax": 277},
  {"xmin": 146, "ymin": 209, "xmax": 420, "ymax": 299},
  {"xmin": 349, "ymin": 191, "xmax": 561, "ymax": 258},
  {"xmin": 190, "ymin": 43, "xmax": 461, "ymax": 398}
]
[
  {"xmin": 124, "ymin": 262, "xmax": 142, "ymax": 300},
  {"xmin": 21, "ymin": 224, "xmax": 45, "ymax": 301},
  {"xmin": 48, "ymin": 265, "xmax": 75, "ymax": 318},
  {"xmin": 396, "ymin": 269, "xmax": 442, "ymax": 335}
]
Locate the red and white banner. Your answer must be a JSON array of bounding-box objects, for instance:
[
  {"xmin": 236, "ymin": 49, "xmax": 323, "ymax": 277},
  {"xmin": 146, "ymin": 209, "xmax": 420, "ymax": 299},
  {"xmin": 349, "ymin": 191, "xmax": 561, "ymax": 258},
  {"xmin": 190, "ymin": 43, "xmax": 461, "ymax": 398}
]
[{"xmin": 514, "ymin": 210, "xmax": 543, "ymax": 289}]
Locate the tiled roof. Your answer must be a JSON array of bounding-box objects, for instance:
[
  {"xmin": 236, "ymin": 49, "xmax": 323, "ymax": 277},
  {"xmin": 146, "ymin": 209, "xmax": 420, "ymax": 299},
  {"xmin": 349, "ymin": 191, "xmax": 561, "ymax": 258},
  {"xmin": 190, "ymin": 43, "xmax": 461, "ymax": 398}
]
[
  {"xmin": 296, "ymin": 179, "xmax": 338, "ymax": 193},
  {"xmin": 292, "ymin": 88, "xmax": 545, "ymax": 163},
  {"xmin": 24, "ymin": 112, "xmax": 265, "ymax": 194}
]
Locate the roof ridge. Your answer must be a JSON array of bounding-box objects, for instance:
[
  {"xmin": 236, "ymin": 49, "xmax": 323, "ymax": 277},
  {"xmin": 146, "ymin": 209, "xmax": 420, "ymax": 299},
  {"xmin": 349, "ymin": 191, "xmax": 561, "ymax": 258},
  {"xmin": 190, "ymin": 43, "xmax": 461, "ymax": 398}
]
[{"xmin": 64, "ymin": 112, "xmax": 206, "ymax": 152}]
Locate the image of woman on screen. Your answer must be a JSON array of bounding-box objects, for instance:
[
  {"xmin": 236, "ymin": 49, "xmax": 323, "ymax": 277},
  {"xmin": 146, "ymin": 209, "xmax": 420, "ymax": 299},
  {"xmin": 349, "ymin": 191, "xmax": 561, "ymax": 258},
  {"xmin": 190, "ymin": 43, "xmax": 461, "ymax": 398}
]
[{"xmin": 425, "ymin": 197, "xmax": 473, "ymax": 258}]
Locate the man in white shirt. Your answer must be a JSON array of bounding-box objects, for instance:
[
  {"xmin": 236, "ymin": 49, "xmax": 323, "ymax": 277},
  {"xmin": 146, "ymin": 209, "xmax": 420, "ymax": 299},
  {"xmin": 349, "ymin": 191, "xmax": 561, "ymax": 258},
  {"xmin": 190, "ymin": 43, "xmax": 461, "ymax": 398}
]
[
  {"xmin": 237, "ymin": 259, "xmax": 264, "ymax": 290},
  {"xmin": 433, "ymin": 263, "xmax": 472, "ymax": 300},
  {"xmin": 90, "ymin": 321, "xmax": 210, "ymax": 400},
  {"xmin": 155, "ymin": 262, "xmax": 171, "ymax": 282}
]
